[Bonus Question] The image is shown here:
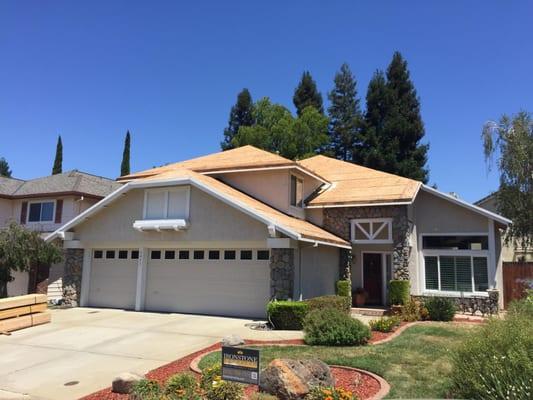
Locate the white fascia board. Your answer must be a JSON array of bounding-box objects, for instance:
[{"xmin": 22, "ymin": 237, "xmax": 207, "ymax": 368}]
[
  {"xmin": 306, "ymin": 201, "xmax": 413, "ymax": 209},
  {"xmin": 420, "ymin": 185, "xmax": 512, "ymax": 225},
  {"xmin": 298, "ymin": 237, "xmax": 352, "ymax": 249}
]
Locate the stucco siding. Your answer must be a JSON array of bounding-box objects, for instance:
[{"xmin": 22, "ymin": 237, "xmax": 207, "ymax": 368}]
[
  {"xmin": 296, "ymin": 245, "xmax": 339, "ymax": 299},
  {"xmin": 0, "ymin": 198, "xmax": 13, "ymax": 227}
]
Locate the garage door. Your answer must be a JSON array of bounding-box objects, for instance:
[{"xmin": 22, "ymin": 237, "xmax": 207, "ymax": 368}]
[
  {"xmin": 88, "ymin": 249, "xmax": 138, "ymax": 310},
  {"xmin": 145, "ymin": 249, "xmax": 271, "ymax": 318}
]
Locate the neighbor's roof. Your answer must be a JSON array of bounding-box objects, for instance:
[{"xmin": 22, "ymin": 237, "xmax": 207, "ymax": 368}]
[
  {"xmin": 0, "ymin": 171, "xmax": 121, "ymax": 199},
  {"xmin": 298, "ymin": 155, "xmax": 421, "ymax": 207}
]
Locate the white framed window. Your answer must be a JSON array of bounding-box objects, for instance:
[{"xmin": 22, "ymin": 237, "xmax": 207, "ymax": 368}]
[
  {"xmin": 351, "ymin": 218, "xmax": 393, "ymax": 244},
  {"xmin": 143, "ymin": 187, "xmax": 190, "ymax": 220},
  {"xmin": 290, "ymin": 175, "xmax": 303, "ymax": 208},
  {"xmin": 28, "ymin": 201, "xmax": 55, "ymax": 223}
]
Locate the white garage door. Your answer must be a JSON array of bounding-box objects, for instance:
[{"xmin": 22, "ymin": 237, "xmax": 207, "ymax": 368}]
[
  {"xmin": 88, "ymin": 249, "xmax": 138, "ymax": 310},
  {"xmin": 145, "ymin": 249, "xmax": 271, "ymax": 318}
]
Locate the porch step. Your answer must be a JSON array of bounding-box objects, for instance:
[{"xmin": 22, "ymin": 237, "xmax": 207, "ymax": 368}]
[{"xmin": 351, "ymin": 307, "xmax": 388, "ymax": 317}]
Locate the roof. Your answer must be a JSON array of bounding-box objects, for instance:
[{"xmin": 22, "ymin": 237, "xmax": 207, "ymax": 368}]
[
  {"xmin": 298, "ymin": 155, "xmax": 421, "ymax": 207},
  {"xmin": 0, "ymin": 171, "xmax": 121, "ymax": 199},
  {"xmin": 474, "ymin": 191, "xmax": 497, "ymax": 207}
]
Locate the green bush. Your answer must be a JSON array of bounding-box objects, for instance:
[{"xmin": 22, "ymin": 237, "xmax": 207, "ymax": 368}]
[
  {"xmin": 307, "ymin": 295, "xmax": 351, "ymax": 314},
  {"xmin": 205, "ymin": 381, "xmax": 243, "ymax": 400},
  {"xmin": 165, "ymin": 372, "xmax": 201, "ymax": 399},
  {"xmin": 200, "ymin": 363, "xmax": 222, "ymax": 391},
  {"xmin": 450, "ymin": 299, "xmax": 533, "ymax": 400},
  {"xmin": 303, "ymin": 308, "xmax": 370, "ymax": 346},
  {"xmin": 425, "ymin": 297, "xmax": 456, "ymax": 321},
  {"xmin": 388, "ymin": 280, "xmax": 410, "ymax": 305},
  {"xmin": 267, "ymin": 300, "xmax": 309, "ymax": 330},
  {"xmin": 336, "ymin": 280, "xmax": 351, "ymax": 298},
  {"xmin": 369, "ymin": 316, "xmax": 400, "ymax": 332},
  {"xmin": 129, "ymin": 379, "xmax": 161, "ymax": 400},
  {"xmin": 400, "ymin": 299, "xmax": 423, "ymax": 322}
]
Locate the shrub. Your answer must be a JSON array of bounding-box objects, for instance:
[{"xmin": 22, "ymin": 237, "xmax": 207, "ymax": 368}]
[
  {"xmin": 267, "ymin": 300, "xmax": 309, "ymax": 330},
  {"xmin": 205, "ymin": 380, "xmax": 243, "ymax": 400},
  {"xmin": 450, "ymin": 299, "xmax": 533, "ymax": 400},
  {"xmin": 336, "ymin": 280, "xmax": 351, "ymax": 298},
  {"xmin": 400, "ymin": 299, "xmax": 421, "ymax": 322},
  {"xmin": 303, "ymin": 308, "xmax": 370, "ymax": 346},
  {"xmin": 305, "ymin": 386, "xmax": 357, "ymax": 400},
  {"xmin": 249, "ymin": 393, "xmax": 278, "ymax": 400},
  {"xmin": 369, "ymin": 316, "xmax": 400, "ymax": 332},
  {"xmin": 129, "ymin": 379, "xmax": 161, "ymax": 400},
  {"xmin": 425, "ymin": 297, "xmax": 456, "ymax": 321},
  {"xmin": 165, "ymin": 372, "xmax": 201, "ymax": 399},
  {"xmin": 200, "ymin": 363, "xmax": 222, "ymax": 391},
  {"xmin": 307, "ymin": 295, "xmax": 351, "ymax": 314},
  {"xmin": 388, "ymin": 280, "xmax": 410, "ymax": 305}
]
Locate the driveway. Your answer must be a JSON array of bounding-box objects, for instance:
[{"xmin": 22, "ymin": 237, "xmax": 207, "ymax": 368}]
[{"xmin": 0, "ymin": 307, "xmax": 302, "ymax": 400}]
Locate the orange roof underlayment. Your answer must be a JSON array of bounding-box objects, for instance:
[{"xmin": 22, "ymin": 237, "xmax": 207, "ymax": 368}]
[
  {"xmin": 298, "ymin": 155, "xmax": 421, "ymax": 207},
  {"xmin": 143, "ymin": 168, "xmax": 350, "ymax": 248}
]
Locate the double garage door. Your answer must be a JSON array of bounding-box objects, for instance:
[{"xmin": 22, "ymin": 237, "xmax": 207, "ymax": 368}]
[{"xmin": 88, "ymin": 248, "xmax": 271, "ymax": 318}]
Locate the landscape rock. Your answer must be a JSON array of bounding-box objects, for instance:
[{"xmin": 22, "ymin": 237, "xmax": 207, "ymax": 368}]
[
  {"xmin": 259, "ymin": 359, "xmax": 334, "ymax": 400},
  {"xmin": 111, "ymin": 372, "xmax": 143, "ymax": 394},
  {"xmin": 222, "ymin": 334, "xmax": 245, "ymax": 346}
]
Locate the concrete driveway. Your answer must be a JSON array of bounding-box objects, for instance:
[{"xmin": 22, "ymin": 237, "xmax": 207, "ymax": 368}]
[{"xmin": 0, "ymin": 307, "xmax": 302, "ymax": 400}]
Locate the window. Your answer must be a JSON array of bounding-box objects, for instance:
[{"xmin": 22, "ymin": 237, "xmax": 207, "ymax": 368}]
[
  {"xmin": 193, "ymin": 250, "xmax": 204, "ymax": 260},
  {"xmin": 224, "ymin": 250, "xmax": 236, "ymax": 260},
  {"xmin": 151, "ymin": 250, "xmax": 161, "ymax": 260},
  {"xmin": 208, "ymin": 250, "xmax": 220, "ymax": 260},
  {"xmin": 257, "ymin": 250, "xmax": 270, "ymax": 260},
  {"xmin": 422, "ymin": 236, "xmax": 488, "ymax": 250},
  {"xmin": 93, "ymin": 250, "xmax": 103, "ymax": 259},
  {"xmin": 165, "ymin": 250, "xmax": 175, "ymax": 260},
  {"xmin": 144, "ymin": 187, "xmax": 190, "ymax": 220},
  {"xmin": 118, "ymin": 250, "xmax": 128, "ymax": 259},
  {"xmin": 290, "ymin": 175, "xmax": 303, "ymax": 207},
  {"xmin": 105, "ymin": 250, "xmax": 115, "ymax": 259},
  {"xmin": 131, "ymin": 250, "xmax": 139, "ymax": 259},
  {"xmin": 240, "ymin": 250, "xmax": 252, "ymax": 260},
  {"xmin": 28, "ymin": 201, "xmax": 54, "ymax": 222},
  {"xmin": 179, "ymin": 250, "xmax": 190, "ymax": 260},
  {"xmin": 424, "ymin": 255, "xmax": 489, "ymax": 293},
  {"xmin": 351, "ymin": 218, "xmax": 392, "ymax": 244}
]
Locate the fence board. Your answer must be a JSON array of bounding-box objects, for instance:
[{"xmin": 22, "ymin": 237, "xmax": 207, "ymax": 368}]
[{"xmin": 503, "ymin": 262, "xmax": 533, "ymax": 308}]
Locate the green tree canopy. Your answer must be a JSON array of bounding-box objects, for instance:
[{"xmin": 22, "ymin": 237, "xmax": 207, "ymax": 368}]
[
  {"xmin": 121, "ymin": 130, "xmax": 131, "ymax": 176},
  {"xmin": 293, "ymin": 71, "xmax": 324, "ymax": 116},
  {"xmin": 327, "ymin": 63, "xmax": 363, "ymax": 161},
  {"xmin": 52, "ymin": 135, "xmax": 63, "ymax": 175},
  {"xmin": 221, "ymin": 88, "xmax": 255, "ymax": 150},
  {"xmin": 0, "ymin": 222, "xmax": 63, "ymax": 298},
  {"xmin": 482, "ymin": 111, "xmax": 533, "ymax": 250},
  {"xmin": 0, "ymin": 157, "xmax": 12, "ymax": 177}
]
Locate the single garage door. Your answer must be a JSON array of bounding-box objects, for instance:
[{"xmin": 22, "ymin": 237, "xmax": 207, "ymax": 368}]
[
  {"xmin": 145, "ymin": 249, "xmax": 271, "ymax": 318},
  {"xmin": 88, "ymin": 249, "xmax": 138, "ymax": 310}
]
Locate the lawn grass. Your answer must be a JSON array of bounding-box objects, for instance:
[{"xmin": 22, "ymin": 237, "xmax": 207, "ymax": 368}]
[{"xmin": 199, "ymin": 323, "xmax": 478, "ymax": 399}]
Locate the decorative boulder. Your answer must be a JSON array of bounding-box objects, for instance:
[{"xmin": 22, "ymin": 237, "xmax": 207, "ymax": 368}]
[
  {"xmin": 222, "ymin": 334, "xmax": 245, "ymax": 346},
  {"xmin": 111, "ymin": 372, "xmax": 143, "ymax": 394},
  {"xmin": 259, "ymin": 359, "xmax": 334, "ymax": 400}
]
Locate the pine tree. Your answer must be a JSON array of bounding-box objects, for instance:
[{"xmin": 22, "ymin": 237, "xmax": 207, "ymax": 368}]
[
  {"xmin": 52, "ymin": 135, "xmax": 63, "ymax": 175},
  {"xmin": 293, "ymin": 71, "xmax": 324, "ymax": 116},
  {"xmin": 120, "ymin": 131, "xmax": 131, "ymax": 176},
  {"xmin": 221, "ymin": 89, "xmax": 255, "ymax": 150},
  {"xmin": 327, "ymin": 63, "xmax": 362, "ymax": 161},
  {"xmin": 0, "ymin": 158, "xmax": 12, "ymax": 177}
]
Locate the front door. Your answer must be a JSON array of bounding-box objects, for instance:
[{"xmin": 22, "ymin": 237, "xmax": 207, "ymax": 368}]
[{"xmin": 363, "ymin": 253, "xmax": 383, "ymax": 305}]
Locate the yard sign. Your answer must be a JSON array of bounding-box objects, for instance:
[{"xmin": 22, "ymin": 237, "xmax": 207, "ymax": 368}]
[{"xmin": 221, "ymin": 346, "xmax": 260, "ymax": 385}]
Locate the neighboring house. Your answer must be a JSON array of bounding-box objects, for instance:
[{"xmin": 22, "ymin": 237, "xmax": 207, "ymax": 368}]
[
  {"xmin": 0, "ymin": 171, "xmax": 121, "ymax": 298},
  {"xmin": 46, "ymin": 146, "xmax": 511, "ymax": 318},
  {"xmin": 476, "ymin": 192, "xmax": 532, "ymax": 262}
]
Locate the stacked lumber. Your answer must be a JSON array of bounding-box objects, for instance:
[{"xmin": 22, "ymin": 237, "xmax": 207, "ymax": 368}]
[{"xmin": 0, "ymin": 294, "xmax": 51, "ymax": 333}]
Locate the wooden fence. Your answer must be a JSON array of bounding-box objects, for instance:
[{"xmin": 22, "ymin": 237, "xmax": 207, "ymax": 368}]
[{"xmin": 503, "ymin": 262, "xmax": 533, "ymax": 308}]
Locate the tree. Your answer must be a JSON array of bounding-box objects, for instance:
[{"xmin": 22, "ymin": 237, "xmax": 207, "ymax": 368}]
[
  {"xmin": 0, "ymin": 157, "xmax": 12, "ymax": 177},
  {"xmin": 120, "ymin": 131, "xmax": 131, "ymax": 176},
  {"xmin": 482, "ymin": 111, "xmax": 533, "ymax": 250},
  {"xmin": 327, "ymin": 63, "xmax": 363, "ymax": 161},
  {"xmin": 0, "ymin": 222, "xmax": 63, "ymax": 298},
  {"xmin": 221, "ymin": 88, "xmax": 255, "ymax": 150},
  {"xmin": 52, "ymin": 135, "xmax": 63, "ymax": 175},
  {"xmin": 293, "ymin": 71, "xmax": 324, "ymax": 116}
]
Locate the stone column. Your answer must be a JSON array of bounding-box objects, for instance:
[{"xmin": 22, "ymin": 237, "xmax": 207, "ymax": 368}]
[
  {"xmin": 62, "ymin": 248, "xmax": 84, "ymax": 306},
  {"xmin": 392, "ymin": 209, "xmax": 411, "ymax": 281},
  {"xmin": 270, "ymin": 248, "xmax": 295, "ymax": 300}
]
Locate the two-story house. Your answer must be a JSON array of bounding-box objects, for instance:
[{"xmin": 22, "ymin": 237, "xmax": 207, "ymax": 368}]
[
  {"xmin": 0, "ymin": 171, "xmax": 120, "ymax": 298},
  {"xmin": 46, "ymin": 146, "xmax": 510, "ymax": 317}
]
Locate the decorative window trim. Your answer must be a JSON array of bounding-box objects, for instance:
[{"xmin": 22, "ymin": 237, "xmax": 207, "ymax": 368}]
[{"xmin": 350, "ymin": 218, "xmax": 393, "ymax": 244}]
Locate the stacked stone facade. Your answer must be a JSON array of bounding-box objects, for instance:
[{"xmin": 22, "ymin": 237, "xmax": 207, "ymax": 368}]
[
  {"xmin": 62, "ymin": 248, "xmax": 84, "ymax": 306},
  {"xmin": 413, "ymin": 289, "xmax": 499, "ymax": 316},
  {"xmin": 269, "ymin": 248, "xmax": 294, "ymax": 300}
]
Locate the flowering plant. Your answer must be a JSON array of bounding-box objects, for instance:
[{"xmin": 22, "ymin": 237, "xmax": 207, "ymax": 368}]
[{"xmin": 305, "ymin": 386, "xmax": 358, "ymax": 400}]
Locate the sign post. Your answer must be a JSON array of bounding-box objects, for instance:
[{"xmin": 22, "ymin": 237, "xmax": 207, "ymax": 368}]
[{"xmin": 221, "ymin": 346, "xmax": 260, "ymax": 385}]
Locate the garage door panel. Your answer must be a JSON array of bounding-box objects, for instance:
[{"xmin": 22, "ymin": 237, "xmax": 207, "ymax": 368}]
[{"xmin": 89, "ymin": 258, "xmax": 137, "ymax": 310}]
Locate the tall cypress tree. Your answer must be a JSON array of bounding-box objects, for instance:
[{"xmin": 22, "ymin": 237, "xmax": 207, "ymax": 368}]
[
  {"xmin": 120, "ymin": 131, "xmax": 131, "ymax": 176},
  {"xmin": 293, "ymin": 71, "xmax": 323, "ymax": 116},
  {"xmin": 0, "ymin": 157, "xmax": 12, "ymax": 177},
  {"xmin": 52, "ymin": 135, "xmax": 63, "ymax": 175},
  {"xmin": 221, "ymin": 88, "xmax": 255, "ymax": 150},
  {"xmin": 327, "ymin": 63, "xmax": 362, "ymax": 161}
]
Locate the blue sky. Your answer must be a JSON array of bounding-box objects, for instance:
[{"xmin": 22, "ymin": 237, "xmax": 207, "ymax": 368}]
[{"xmin": 1, "ymin": 1, "xmax": 531, "ymax": 202}]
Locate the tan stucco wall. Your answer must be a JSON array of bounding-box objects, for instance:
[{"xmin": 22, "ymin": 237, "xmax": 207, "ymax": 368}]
[
  {"xmin": 0, "ymin": 198, "xmax": 13, "ymax": 227},
  {"xmin": 306, "ymin": 208, "xmax": 324, "ymax": 226},
  {"xmin": 296, "ymin": 245, "xmax": 339, "ymax": 300},
  {"xmin": 74, "ymin": 185, "xmax": 270, "ymax": 248}
]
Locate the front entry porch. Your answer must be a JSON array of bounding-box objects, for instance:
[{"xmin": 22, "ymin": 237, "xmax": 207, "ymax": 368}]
[{"xmin": 352, "ymin": 250, "xmax": 392, "ymax": 307}]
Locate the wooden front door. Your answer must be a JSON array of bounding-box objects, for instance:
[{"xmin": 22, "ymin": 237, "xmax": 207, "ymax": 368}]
[{"xmin": 363, "ymin": 253, "xmax": 383, "ymax": 305}]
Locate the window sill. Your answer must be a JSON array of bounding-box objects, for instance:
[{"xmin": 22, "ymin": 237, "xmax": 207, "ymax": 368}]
[
  {"xmin": 422, "ymin": 290, "xmax": 489, "ymax": 298},
  {"xmin": 133, "ymin": 219, "xmax": 189, "ymax": 232}
]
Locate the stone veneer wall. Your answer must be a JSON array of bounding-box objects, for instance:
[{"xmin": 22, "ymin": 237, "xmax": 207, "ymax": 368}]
[
  {"xmin": 62, "ymin": 248, "xmax": 84, "ymax": 306},
  {"xmin": 270, "ymin": 248, "xmax": 294, "ymax": 300},
  {"xmin": 413, "ymin": 289, "xmax": 499, "ymax": 316},
  {"xmin": 323, "ymin": 205, "xmax": 412, "ymax": 280}
]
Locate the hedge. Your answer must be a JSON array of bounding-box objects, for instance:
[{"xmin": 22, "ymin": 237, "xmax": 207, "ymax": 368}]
[
  {"xmin": 307, "ymin": 295, "xmax": 351, "ymax": 314},
  {"xmin": 389, "ymin": 280, "xmax": 410, "ymax": 305},
  {"xmin": 336, "ymin": 280, "xmax": 351, "ymax": 298},
  {"xmin": 266, "ymin": 300, "xmax": 309, "ymax": 330}
]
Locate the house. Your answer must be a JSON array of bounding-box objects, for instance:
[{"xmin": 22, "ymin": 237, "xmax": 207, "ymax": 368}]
[
  {"xmin": 0, "ymin": 171, "xmax": 121, "ymax": 298},
  {"xmin": 475, "ymin": 192, "xmax": 532, "ymax": 262},
  {"xmin": 46, "ymin": 146, "xmax": 511, "ymax": 318}
]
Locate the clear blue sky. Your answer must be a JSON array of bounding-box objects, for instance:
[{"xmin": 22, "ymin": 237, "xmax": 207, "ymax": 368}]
[{"xmin": 1, "ymin": 1, "xmax": 531, "ymax": 202}]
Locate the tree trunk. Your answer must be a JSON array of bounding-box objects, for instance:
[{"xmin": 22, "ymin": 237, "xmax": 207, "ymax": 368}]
[{"xmin": 0, "ymin": 280, "xmax": 7, "ymax": 298}]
